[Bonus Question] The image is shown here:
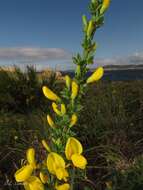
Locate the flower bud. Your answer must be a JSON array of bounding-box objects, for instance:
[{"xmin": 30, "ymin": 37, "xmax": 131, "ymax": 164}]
[
  {"xmin": 100, "ymin": 0, "xmax": 111, "ymax": 15},
  {"xmin": 86, "ymin": 67, "xmax": 104, "ymax": 84}
]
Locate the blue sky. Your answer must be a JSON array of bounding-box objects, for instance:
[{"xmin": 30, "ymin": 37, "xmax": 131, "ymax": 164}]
[{"xmin": 0, "ymin": 0, "xmax": 143, "ymax": 70}]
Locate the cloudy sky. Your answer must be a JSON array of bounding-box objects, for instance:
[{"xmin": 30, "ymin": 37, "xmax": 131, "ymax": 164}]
[{"xmin": 0, "ymin": 0, "xmax": 143, "ymax": 70}]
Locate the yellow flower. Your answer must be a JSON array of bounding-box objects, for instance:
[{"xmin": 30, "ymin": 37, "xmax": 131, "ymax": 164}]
[
  {"xmin": 47, "ymin": 152, "xmax": 68, "ymax": 181},
  {"xmin": 86, "ymin": 67, "xmax": 104, "ymax": 84},
  {"xmin": 87, "ymin": 20, "xmax": 94, "ymax": 37},
  {"xmin": 56, "ymin": 183, "xmax": 70, "ymax": 190},
  {"xmin": 100, "ymin": 0, "xmax": 111, "ymax": 14},
  {"xmin": 65, "ymin": 137, "xmax": 83, "ymax": 160},
  {"xmin": 71, "ymin": 81, "xmax": 79, "ymax": 100},
  {"xmin": 26, "ymin": 148, "xmax": 36, "ymax": 169},
  {"xmin": 15, "ymin": 165, "xmax": 33, "ymax": 182},
  {"xmin": 41, "ymin": 139, "xmax": 51, "ymax": 152},
  {"xmin": 69, "ymin": 114, "xmax": 78, "ymax": 127},
  {"xmin": 42, "ymin": 86, "xmax": 60, "ymax": 101},
  {"xmin": 65, "ymin": 75, "xmax": 71, "ymax": 89},
  {"xmin": 39, "ymin": 172, "xmax": 48, "ymax": 184},
  {"xmin": 24, "ymin": 176, "xmax": 44, "ymax": 190},
  {"xmin": 52, "ymin": 102, "xmax": 66, "ymax": 116},
  {"xmin": 47, "ymin": 114, "xmax": 56, "ymax": 128},
  {"xmin": 65, "ymin": 137, "xmax": 87, "ymax": 169},
  {"xmin": 71, "ymin": 154, "xmax": 87, "ymax": 169}
]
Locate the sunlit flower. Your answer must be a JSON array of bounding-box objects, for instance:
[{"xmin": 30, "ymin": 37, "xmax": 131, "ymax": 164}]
[
  {"xmin": 71, "ymin": 81, "xmax": 79, "ymax": 100},
  {"xmin": 65, "ymin": 137, "xmax": 87, "ymax": 169},
  {"xmin": 24, "ymin": 176, "xmax": 44, "ymax": 190},
  {"xmin": 42, "ymin": 86, "xmax": 60, "ymax": 101},
  {"xmin": 15, "ymin": 165, "xmax": 33, "ymax": 182},
  {"xmin": 65, "ymin": 75, "xmax": 71, "ymax": 90},
  {"xmin": 100, "ymin": 0, "xmax": 111, "ymax": 14},
  {"xmin": 47, "ymin": 114, "xmax": 56, "ymax": 128},
  {"xmin": 41, "ymin": 139, "xmax": 51, "ymax": 152},
  {"xmin": 56, "ymin": 183, "xmax": 70, "ymax": 190},
  {"xmin": 69, "ymin": 114, "xmax": 78, "ymax": 127},
  {"xmin": 47, "ymin": 152, "xmax": 68, "ymax": 181},
  {"xmin": 86, "ymin": 67, "xmax": 104, "ymax": 84},
  {"xmin": 52, "ymin": 102, "xmax": 66, "ymax": 116}
]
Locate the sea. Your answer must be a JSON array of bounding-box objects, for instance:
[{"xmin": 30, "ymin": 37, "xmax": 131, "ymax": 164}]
[{"xmin": 62, "ymin": 69, "xmax": 143, "ymax": 81}]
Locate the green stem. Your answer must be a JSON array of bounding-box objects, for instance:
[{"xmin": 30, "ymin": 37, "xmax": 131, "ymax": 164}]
[{"xmin": 70, "ymin": 167, "xmax": 75, "ymax": 190}]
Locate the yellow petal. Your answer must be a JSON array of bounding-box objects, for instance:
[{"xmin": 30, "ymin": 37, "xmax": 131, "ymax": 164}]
[
  {"xmin": 86, "ymin": 67, "xmax": 104, "ymax": 84},
  {"xmin": 71, "ymin": 81, "xmax": 79, "ymax": 100},
  {"xmin": 61, "ymin": 104, "xmax": 66, "ymax": 115},
  {"xmin": 47, "ymin": 114, "xmax": 56, "ymax": 128},
  {"xmin": 39, "ymin": 172, "xmax": 48, "ymax": 184},
  {"xmin": 23, "ymin": 181, "xmax": 31, "ymax": 190},
  {"xmin": 71, "ymin": 154, "xmax": 87, "ymax": 169},
  {"xmin": 52, "ymin": 102, "xmax": 62, "ymax": 116},
  {"xmin": 14, "ymin": 165, "xmax": 33, "ymax": 182},
  {"xmin": 55, "ymin": 168, "xmax": 69, "ymax": 181},
  {"xmin": 26, "ymin": 176, "xmax": 44, "ymax": 190},
  {"xmin": 26, "ymin": 148, "xmax": 36, "ymax": 168},
  {"xmin": 65, "ymin": 75, "xmax": 71, "ymax": 89},
  {"xmin": 56, "ymin": 183, "xmax": 70, "ymax": 190},
  {"xmin": 100, "ymin": 0, "xmax": 111, "ymax": 14},
  {"xmin": 41, "ymin": 139, "xmax": 51, "ymax": 152},
  {"xmin": 65, "ymin": 137, "xmax": 83, "ymax": 160},
  {"xmin": 69, "ymin": 114, "xmax": 78, "ymax": 127},
  {"xmin": 47, "ymin": 152, "xmax": 65, "ymax": 175},
  {"xmin": 42, "ymin": 86, "xmax": 60, "ymax": 101}
]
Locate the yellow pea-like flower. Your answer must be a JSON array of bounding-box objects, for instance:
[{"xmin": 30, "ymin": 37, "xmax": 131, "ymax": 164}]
[
  {"xmin": 65, "ymin": 137, "xmax": 83, "ymax": 160},
  {"xmin": 15, "ymin": 165, "xmax": 33, "ymax": 182},
  {"xmin": 47, "ymin": 152, "xmax": 68, "ymax": 181},
  {"xmin": 24, "ymin": 176, "xmax": 44, "ymax": 190},
  {"xmin": 47, "ymin": 115, "xmax": 56, "ymax": 128},
  {"xmin": 86, "ymin": 67, "xmax": 104, "ymax": 84},
  {"xmin": 87, "ymin": 20, "xmax": 94, "ymax": 37},
  {"xmin": 71, "ymin": 154, "xmax": 87, "ymax": 169},
  {"xmin": 39, "ymin": 172, "xmax": 48, "ymax": 184},
  {"xmin": 69, "ymin": 114, "xmax": 78, "ymax": 127},
  {"xmin": 100, "ymin": 0, "xmax": 111, "ymax": 14},
  {"xmin": 56, "ymin": 183, "xmax": 70, "ymax": 190},
  {"xmin": 41, "ymin": 139, "xmax": 51, "ymax": 152},
  {"xmin": 26, "ymin": 148, "xmax": 36, "ymax": 168},
  {"xmin": 42, "ymin": 86, "xmax": 60, "ymax": 101},
  {"xmin": 71, "ymin": 81, "xmax": 79, "ymax": 100},
  {"xmin": 65, "ymin": 75, "xmax": 71, "ymax": 89}
]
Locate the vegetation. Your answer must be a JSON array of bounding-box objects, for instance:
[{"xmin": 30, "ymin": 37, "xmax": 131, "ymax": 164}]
[{"xmin": 0, "ymin": 67, "xmax": 143, "ymax": 189}]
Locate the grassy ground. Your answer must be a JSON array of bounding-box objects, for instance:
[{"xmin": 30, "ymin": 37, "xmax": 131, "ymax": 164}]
[{"xmin": 0, "ymin": 67, "xmax": 143, "ymax": 190}]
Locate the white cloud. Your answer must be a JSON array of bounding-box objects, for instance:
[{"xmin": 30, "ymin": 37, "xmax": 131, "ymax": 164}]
[
  {"xmin": 0, "ymin": 47, "xmax": 71, "ymax": 61},
  {"xmin": 93, "ymin": 52, "xmax": 143, "ymax": 67}
]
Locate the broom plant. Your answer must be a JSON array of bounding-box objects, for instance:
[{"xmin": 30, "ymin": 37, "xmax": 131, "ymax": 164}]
[{"xmin": 14, "ymin": 0, "xmax": 111, "ymax": 190}]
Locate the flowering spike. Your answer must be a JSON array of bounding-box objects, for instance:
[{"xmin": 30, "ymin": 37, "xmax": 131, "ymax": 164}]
[
  {"xmin": 47, "ymin": 114, "xmax": 56, "ymax": 128},
  {"xmin": 86, "ymin": 67, "xmax": 104, "ymax": 84},
  {"xmin": 71, "ymin": 81, "xmax": 79, "ymax": 100},
  {"xmin": 100, "ymin": 0, "xmax": 111, "ymax": 15},
  {"xmin": 42, "ymin": 86, "xmax": 60, "ymax": 101}
]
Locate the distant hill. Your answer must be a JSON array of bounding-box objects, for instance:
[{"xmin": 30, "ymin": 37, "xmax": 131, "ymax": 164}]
[{"xmin": 102, "ymin": 64, "xmax": 143, "ymax": 71}]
